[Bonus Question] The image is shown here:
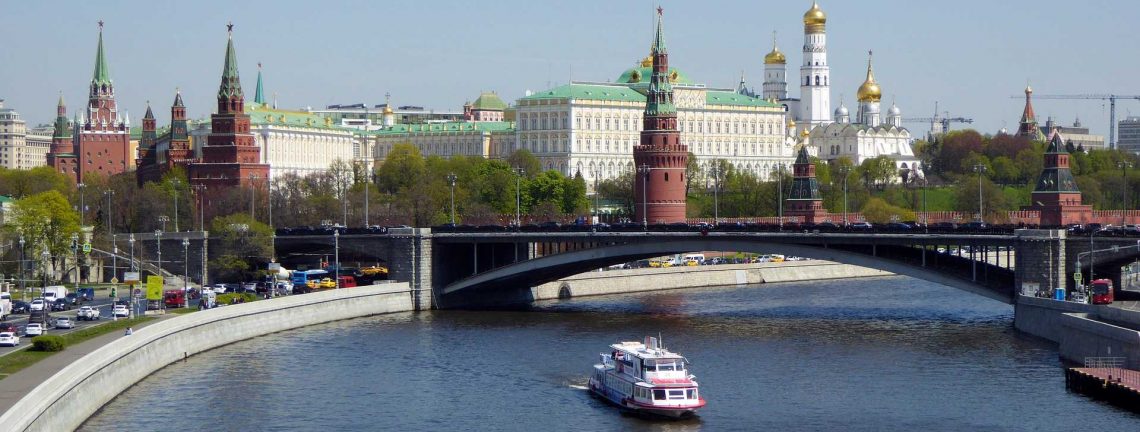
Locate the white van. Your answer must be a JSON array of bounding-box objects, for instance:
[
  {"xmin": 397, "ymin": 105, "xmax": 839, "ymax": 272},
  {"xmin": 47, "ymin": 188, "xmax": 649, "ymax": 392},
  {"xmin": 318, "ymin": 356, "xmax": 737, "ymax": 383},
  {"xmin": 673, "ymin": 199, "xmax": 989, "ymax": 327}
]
[{"xmin": 682, "ymin": 254, "xmax": 706, "ymax": 266}]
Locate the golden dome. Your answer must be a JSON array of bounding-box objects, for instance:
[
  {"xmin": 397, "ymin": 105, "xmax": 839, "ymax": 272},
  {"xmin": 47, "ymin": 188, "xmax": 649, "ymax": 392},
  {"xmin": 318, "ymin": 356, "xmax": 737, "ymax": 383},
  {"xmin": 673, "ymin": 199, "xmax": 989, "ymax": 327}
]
[
  {"xmin": 857, "ymin": 52, "xmax": 882, "ymax": 103},
  {"xmin": 800, "ymin": 129, "xmax": 810, "ymax": 138},
  {"xmin": 383, "ymin": 105, "xmax": 394, "ymax": 115},
  {"xmin": 640, "ymin": 54, "xmax": 653, "ymax": 68},
  {"xmin": 803, "ymin": 1, "xmax": 827, "ymax": 33},
  {"xmin": 764, "ymin": 33, "xmax": 786, "ymax": 65},
  {"xmin": 786, "ymin": 118, "xmax": 796, "ymax": 128}
]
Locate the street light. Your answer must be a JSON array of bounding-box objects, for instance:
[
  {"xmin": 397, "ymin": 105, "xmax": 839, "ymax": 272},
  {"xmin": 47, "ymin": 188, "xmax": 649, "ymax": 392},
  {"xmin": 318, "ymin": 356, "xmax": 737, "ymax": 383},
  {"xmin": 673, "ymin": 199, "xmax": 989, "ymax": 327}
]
[
  {"xmin": 104, "ymin": 190, "xmax": 116, "ymax": 282},
  {"xmin": 70, "ymin": 233, "xmax": 79, "ymax": 298},
  {"xmin": 363, "ymin": 168, "xmax": 370, "ymax": 228},
  {"xmin": 446, "ymin": 173, "xmax": 458, "ymax": 225},
  {"xmin": 158, "ymin": 215, "xmax": 170, "ymax": 233},
  {"xmin": 588, "ymin": 168, "xmax": 600, "ymax": 224},
  {"xmin": 514, "ymin": 168, "xmax": 525, "ymax": 228},
  {"xmin": 128, "ymin": 234, "xmax": 136, "ymax": 272},
  {"xmin": 333, "ymin": 230, "xmax": 340, "ymax": 289},
  {"xmin": 973, "ymin": 163, "xmax": 987, "ymax": 223},
  {"xmin": 155, "ymin": 229, "xmax": 163, "ymax": 281},
  {"xmin": 171, "ymin": 179, "xmax": 180, "ymax": 232},
  {"xmin": 77, "ymin": 182, "xmax": 87, "ymax": 225},
  {"xmin": 839, "ymin": 166, "xmax": 850, "ymax": 226},
  {"xmin": 1119, "ymin": 161, "xmax": 1132, "ymax": 225},
  {"xmin": 249, "ymin": 174, "xmax": 259, "ymax": 222},
  {"xmin": 777, "ymin": 164, "xmax": 785, "ymax": 229},
  {"xmin": 40, "ymin": 249, "xmax": 49, "ymax": 327},
  {"xmin": 18, "ymin": 236, "xmax": 25, "ymax": 302},
  {"xmin": 920, "ymin": 163, "xmax": 929, "ymax": 233},
  {"xmin": 710, "ymin": 163, "xmax": 720, "ymax": 226},
  {"xmin": 638, "ymin": 164, "xmax": 651, "ymax": 229},
  {"xmin": 192, "ymin": 184, "xmax": 207, "ymax": 231},
  {"xmin": 182, "ymin": 237, "xmax": 190, "ymax": 308}
]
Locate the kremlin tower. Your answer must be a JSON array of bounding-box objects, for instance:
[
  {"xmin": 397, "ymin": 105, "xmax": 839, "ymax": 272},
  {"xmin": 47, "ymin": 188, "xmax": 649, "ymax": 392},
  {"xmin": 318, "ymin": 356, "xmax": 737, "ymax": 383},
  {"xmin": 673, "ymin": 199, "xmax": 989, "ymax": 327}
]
[
  {"xmin": 785, "ymin": 145, "xmax": 827, "ymax": 224},
  {"xmin": 1016, "ymin": 86, "xmax": 1046, "ymax": 141},
  {"xmin": 1022, "ymin": 133, "xmax": 1091, "ymax": 226},
  {"xmin": 633, "ymin": 8, "xmax": 688, "ymax": 225},
  {"xmin": 799, "ymin": 1, "xmax": 831, "ymax": 132},
  {"xmin": 187, "ymin": 24, "xmax": 270, "ymax": 215},
  {"xmin": 45, "ymin": 95, "xmax": 76, "ymax": 181}
]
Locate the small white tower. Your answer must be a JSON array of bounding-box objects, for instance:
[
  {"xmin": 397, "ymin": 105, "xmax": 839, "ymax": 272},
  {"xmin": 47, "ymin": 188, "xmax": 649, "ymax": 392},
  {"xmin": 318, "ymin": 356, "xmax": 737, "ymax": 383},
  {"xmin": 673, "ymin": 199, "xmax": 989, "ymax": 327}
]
[
  {"xmin": 886, "ymin": 100, "xmax": 902, "ymax": 128},
  {"xmin": 834, "ymin": 97, "xmax": 850, "ymax": 124},
  {"xmin": 799, "ymin": 1, "xmax": 831, "ymax": 131},
  {"xmin": 762, "ymin": 32, "xmax": 787, "ymax": 101},
  {"xmin": 856, "ymin": 51, "xmax": 882, "ymax": 127}
]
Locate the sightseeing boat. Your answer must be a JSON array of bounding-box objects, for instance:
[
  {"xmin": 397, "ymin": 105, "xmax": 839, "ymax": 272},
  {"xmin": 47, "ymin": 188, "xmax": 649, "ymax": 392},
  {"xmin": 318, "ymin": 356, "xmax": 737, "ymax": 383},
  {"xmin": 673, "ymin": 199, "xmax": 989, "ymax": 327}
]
[{"xmin": 588, "ymin": 336, "xmax": 706, "ymax": 418}]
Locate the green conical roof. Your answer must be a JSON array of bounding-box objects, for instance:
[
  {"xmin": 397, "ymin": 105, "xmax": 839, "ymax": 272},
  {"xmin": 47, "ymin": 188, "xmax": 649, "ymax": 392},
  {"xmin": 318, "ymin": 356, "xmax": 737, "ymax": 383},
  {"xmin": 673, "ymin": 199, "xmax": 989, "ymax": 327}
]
[
  {"xmin": 254, "ymin": 64, "xmax": 265, "ymax": 105},
  {"xmin": 794, "ymin": 144, "xmax": 811, "ymax": 164},
  {"xmin": 1045, "ymin": 132, "xmax": 1067, "ymax": 154},
  {"xmin": 653, "ymin": 8, "xmax": 667, "ymax": 54},
  {"xmin": 143, "ymin": 102, "xmax": 154, "ymax": 120},
  {"xmin": 92, "ymin": 26, "xmax": 111, "ymax": 86},
  {"xmin": 218, "ymin": 28, "xmax": 243, "ymax": 100}
]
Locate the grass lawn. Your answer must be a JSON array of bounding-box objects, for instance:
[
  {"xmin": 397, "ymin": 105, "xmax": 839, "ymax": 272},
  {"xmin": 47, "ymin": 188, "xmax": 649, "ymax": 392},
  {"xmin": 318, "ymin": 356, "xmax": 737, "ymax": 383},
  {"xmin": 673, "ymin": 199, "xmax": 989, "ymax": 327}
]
[{"xmin": 0, "ymin": 316, "xmax": 154, "ymax": 381}]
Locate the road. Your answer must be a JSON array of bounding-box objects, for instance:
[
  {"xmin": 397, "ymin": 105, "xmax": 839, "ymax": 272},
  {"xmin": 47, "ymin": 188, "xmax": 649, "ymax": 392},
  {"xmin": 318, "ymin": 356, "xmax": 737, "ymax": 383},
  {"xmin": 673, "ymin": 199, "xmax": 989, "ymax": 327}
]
[{"xmin": 0, "ymin": 296, "xmax": 132, "ymax": 356}]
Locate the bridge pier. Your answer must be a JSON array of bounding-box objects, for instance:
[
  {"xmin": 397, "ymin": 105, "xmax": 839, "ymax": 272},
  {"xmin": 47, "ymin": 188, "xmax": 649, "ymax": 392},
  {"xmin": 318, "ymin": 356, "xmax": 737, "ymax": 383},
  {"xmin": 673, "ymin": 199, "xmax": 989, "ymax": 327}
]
[
  {"xmin": 1014, "ymin": 229, "xmax": 1066, "ymax": 298},
  {"xmin": 387, "ymin": 228, "xmax": 434, "ymax": 310}
]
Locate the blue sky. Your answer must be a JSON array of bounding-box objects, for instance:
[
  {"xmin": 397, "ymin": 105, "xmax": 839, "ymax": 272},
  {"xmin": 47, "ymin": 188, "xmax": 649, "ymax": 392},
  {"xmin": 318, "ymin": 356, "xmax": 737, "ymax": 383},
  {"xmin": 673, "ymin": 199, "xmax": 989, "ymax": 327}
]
[{"xmin": 2, "ymin": 0, "xmax": 1137, "ymax": 138}]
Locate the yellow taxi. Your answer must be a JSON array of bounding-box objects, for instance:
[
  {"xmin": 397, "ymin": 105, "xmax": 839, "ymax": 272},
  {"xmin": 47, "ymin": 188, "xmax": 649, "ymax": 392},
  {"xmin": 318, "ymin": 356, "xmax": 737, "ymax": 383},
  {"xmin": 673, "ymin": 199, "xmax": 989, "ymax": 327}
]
[{"xmin": 319, "ymin": 278, "xmax": 337, "ymax": 289}]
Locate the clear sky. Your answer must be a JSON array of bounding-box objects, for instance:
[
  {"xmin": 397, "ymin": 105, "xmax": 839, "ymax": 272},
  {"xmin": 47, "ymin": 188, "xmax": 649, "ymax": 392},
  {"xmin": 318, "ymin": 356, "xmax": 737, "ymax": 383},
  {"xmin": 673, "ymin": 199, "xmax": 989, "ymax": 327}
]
[{"xmin": 2, "ymin": 0, "xmax": 1138, "ymax": 138}]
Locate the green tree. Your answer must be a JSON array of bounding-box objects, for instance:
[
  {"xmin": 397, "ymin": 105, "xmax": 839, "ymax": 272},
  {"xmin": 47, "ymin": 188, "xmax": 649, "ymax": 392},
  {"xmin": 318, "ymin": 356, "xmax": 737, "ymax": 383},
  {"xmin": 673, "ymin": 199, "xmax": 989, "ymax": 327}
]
[
  {"xmin": 506, "ymin": 149, "xmax": 541, "ymax": 178},
  {"xmin": 6, "ymin": 190, "xmax": 81, "ymax": 279},
  {"xmin": 860, "ymin": 197, "xmax": 916, "ymax": 223},
  {"xmin": 209, "ymin": 214, "xmax": 274, "ymax": 282}
]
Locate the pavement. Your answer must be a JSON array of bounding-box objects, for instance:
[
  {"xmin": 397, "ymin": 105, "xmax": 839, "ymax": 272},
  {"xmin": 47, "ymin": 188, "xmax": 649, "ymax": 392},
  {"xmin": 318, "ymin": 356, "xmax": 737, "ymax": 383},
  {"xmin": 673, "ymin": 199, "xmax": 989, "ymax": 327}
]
[{"xmin": 0, "ymin": 313, "xmax": 169, "ymax": 416}]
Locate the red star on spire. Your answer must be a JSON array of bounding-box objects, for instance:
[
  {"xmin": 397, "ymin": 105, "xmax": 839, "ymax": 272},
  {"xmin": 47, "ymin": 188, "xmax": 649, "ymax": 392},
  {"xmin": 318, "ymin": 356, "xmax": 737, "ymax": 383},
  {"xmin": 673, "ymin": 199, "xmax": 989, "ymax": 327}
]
[
  {"xmin": 98, "ymin": 20, "xmax": 104, "ymax": 29},
  {"xmin": 657, "ymin": 6, "xmax": 663, "ymax": 15}
]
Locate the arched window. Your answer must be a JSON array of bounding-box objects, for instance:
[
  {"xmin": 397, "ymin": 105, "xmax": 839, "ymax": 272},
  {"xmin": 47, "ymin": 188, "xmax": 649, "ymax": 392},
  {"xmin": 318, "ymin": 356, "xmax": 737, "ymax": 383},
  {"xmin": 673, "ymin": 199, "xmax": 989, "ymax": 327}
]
[{"xmin": 815, "ymin": 76, "xmax": 820, "ymax": 86}]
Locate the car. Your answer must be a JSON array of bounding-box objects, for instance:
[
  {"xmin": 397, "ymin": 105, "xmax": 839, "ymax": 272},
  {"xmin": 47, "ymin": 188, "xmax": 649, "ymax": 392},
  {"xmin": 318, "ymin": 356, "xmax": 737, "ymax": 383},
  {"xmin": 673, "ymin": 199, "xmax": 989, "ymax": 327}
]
[
  {"xmin": 112, "ymin": 305, "xmax": 130, "ymax": 318},
  {"xmin": 318, "ymin": 278, "xmax": 337, "ymax": 289},
  {"xmin": 29, "ymin": 298, "xmax": 45, "ymax": 312},
  {"xmin": 24, "ymin": 323, "xmax": 44, "ymax": 337},
  {"xmin": 54, "ymin": 317, "xmax": 75, "ymax": 329},
  {"xmin": 241, "ymin": 282, "xmax": 257, "ymax": 293},
  {"xmin": 77, "ymin": 306, "xmax": 100, "ymax": 321},
  {"xmin": 0, "ymin": 332, "xmax": 20, "ymax": 347},
  {"xmin": 291, "ymin": 284, "xmax": 313, "ymax": 295},
  {"xmin": 849, "ymin": 221, "xmax": 873, "ymax": 230},
  {"xmin": 11, "ymin": 300, "xmax": 30, "ymax": 314},
  {"xmin": 65, "ymin": 292, "xmax": 80, "ymax": 305},
  {"xmin": 0, "ymin": 323, "xmax": 18, "ymax": 334},
  {"xmin": 52, "ymin": 298, "xmax": 71, "ymax": 311},
  {"xmin": 211, "ymin": 284, "xmax": 230, "ymax": 294}
]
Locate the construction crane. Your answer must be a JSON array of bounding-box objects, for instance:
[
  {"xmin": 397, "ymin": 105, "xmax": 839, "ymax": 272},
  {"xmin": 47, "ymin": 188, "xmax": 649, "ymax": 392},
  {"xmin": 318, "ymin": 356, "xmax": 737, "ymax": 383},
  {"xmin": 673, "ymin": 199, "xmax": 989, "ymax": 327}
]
[
  {"xmin": 1009, "ymin": 94, "xmax": 1140, "ymax": 148},
  {"xmin": 902, "ymin": 115, "xmax": 974, "ymax": 137}
]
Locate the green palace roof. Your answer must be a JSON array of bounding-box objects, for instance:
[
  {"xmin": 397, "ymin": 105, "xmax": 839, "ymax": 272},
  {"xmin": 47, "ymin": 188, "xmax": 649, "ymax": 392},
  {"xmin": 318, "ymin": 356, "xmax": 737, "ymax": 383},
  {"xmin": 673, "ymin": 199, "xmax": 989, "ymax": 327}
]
[
  {"xmin": 247, "ymin": 103, "xmax": 351, "ymax": 131},
  {"xmin": 615, "ymin": 66, "xmax": 693, "ymax": 85},
  {"xmin": 521, "ymin": 84, "xmax": 646, "ymax": 103},
  {"xmin": 372, "ymin": 121, "xmax": 515, "ymax": 135},
  {"xmin": 471, "ymin": 92, "xmax": 508, "ymax": 111},
  {"xmin": 704, "ymin": 90, "xmax": 781, "ymax": 108}
]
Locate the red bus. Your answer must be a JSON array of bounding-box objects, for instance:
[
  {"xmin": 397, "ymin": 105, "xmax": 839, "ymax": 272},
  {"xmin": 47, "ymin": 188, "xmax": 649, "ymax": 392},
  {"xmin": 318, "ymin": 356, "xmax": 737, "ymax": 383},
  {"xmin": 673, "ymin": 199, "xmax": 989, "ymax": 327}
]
[{"xmin": 1090, "ymin": 279, "xmax": 1114, "ymax": 305}]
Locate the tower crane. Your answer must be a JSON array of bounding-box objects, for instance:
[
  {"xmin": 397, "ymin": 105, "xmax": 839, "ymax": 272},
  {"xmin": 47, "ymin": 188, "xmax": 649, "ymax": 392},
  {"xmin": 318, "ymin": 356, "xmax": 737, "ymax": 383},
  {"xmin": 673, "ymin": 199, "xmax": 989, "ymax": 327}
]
[
  {"xmin": 902, "ymin": 115, "xmax": 974, "ymax": 136},
  {"xmin": 1009, "ymin": 94, "xmax": 1140, "ymax": 149}
]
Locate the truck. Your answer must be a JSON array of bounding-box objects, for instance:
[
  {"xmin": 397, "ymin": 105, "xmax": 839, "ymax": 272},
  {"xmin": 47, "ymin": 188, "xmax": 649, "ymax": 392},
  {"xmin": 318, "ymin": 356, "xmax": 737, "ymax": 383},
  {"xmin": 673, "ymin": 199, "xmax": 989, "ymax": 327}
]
[
  {"xmin": 0, "ymin": 284, "xmax": 12, "ymax": 320},
  {"xmin": 43, "ymin": 286, "xmax": 68, "ymax": 303},
  {"xmin": 164, "ymin": 289, "xmax": 186, "ymax": 308}
]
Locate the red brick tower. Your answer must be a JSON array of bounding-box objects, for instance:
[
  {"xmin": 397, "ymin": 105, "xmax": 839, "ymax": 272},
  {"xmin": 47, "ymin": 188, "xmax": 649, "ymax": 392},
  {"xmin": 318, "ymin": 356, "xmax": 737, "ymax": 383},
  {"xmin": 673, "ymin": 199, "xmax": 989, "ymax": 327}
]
[
  {"xmin": 167, "ymin": 91, "xmax": 192, "ymax": 168},
  {"xmin": 785, "ymin": 145, "xmax": 828, "ymax": 223},
  {"xmin": 1023, "ymin": 133, "xmax": 1091, "ymax": 226},
  {"xmin": 633, "ymin": 8, "xmax": 688, "ymax": 225},
  {"xmin": 73, "ymin": 21, "xmax": 131, "ymax": 182},
  {"xmin": 46, "ymin": 94, "xmax": 78, "ymax": 182},
  {"xmin": 188, "ymin": 23, "xmax": 269, "ymax": 214},
  {"xmin": 134, "ymin": 103, "xmax": 159, "ymax": 186}
]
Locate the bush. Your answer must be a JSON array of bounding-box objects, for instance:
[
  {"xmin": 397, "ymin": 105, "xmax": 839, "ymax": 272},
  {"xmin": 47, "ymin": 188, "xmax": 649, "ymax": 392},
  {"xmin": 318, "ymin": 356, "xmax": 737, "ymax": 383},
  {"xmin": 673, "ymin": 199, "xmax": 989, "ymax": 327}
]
[
  {"xmin": 217, "ymin": 292, "xmax": 259, "ymax": 305},
  {"xmin": 31, "ymin": 335, "xmax": 65, "ymax": 352}
]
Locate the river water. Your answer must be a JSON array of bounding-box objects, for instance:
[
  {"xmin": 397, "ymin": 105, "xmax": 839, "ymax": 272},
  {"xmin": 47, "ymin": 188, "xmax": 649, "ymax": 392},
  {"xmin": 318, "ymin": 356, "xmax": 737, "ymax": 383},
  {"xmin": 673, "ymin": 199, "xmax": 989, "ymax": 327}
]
[{"xmin": 81, "ymin": 276, "xmax": 1139, "ymax": 431}]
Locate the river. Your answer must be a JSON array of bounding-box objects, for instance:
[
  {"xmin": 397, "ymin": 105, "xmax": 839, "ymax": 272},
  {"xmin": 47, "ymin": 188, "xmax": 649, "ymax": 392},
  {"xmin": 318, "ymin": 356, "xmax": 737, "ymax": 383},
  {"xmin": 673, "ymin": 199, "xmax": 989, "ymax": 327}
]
[{"xmin": 80, "ymin": 276, "xmax": 1139, "ymax": 431}]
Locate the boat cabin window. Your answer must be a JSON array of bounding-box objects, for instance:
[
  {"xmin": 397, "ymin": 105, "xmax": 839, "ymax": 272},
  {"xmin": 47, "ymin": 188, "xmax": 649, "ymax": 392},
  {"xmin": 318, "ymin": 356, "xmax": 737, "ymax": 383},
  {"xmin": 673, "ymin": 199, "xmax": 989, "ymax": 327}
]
[
  {"xmin": 646, "ymin": 359, "xmax": 683, "ymax": 372},
  {"xmin": 651, "ymin": 389, "xmax": 692, "ymax": 400}
]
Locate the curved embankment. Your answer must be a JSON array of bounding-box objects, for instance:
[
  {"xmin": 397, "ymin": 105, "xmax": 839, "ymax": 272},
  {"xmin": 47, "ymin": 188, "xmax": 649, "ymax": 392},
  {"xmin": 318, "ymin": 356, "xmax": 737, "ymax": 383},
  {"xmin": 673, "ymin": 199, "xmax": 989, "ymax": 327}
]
[
  {"xmin": 0, "ymin": 283, "xmax": 414, "ymax": 432},
  {"xmin": 532, "ymin": 260, "xmax": 891, "ymax": 300}
]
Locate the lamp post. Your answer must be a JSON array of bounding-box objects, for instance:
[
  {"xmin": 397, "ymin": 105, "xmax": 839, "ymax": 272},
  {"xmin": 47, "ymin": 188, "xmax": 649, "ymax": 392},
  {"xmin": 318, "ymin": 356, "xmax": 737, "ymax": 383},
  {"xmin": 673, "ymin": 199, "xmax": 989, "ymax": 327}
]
[
  {"xmin": 973, "ymin": 164, "xmax": 987, "ymax": 223},
  {"xmin": 839, "ymin": 166, "xmax": 850, "ymax": 226},
  {"xmin": 129, "ymin": 234, "xmax": 136, "ymax": 272},
  {"xmin": 40, "ymin": 250, "xmax": 49, "ymax": 327},
  {"xmin": 70, "ymin": 233, "xmax": 79, "ymax": 299},
  {"xmin": 589, "ymin": 168, "xmax": 600, "ymax": 224},
  {"xmin": 77, "ymin": 182, "xmax": 87, "ymax": 225},
  {"xmin": 514, "ymin": 168, "xmax": 525, "ymax": 228},
  {"xmin": 18, "ymin": 236, "xmax": 25, "ymax": 301},
  {"xmin": 777, "ymin": 164, "xmax": 785, "ymax": 229},
  {"xmin": 711, "ymin": 164, "xmax": 720, "ymax": 226},
  {"xmin": 182, "ymin": 237, "xmax": 190, "ymax": 308},
  {"xmin": 920, "ymin": 163, "xmax": 929, "ymax": 233},
  {"xmin": 171, "ymin": 179, "xmax": 180, "ymax": 232},
  {"xmin": 192, "ymin": 184, "xmax": 207, "ymax": 231},
  {"xmin": 155, "ymin": 229, "xmax": 163, "ymax": 280},
  {"xmin": 638, "ymin": 164, "xmax": 651, "ymax": 229},
  {"xmin": 1119, "ymin": 161, "xmax": 1132, "ymax": 225},
  {"xmin": 363, "ymin": 168, "xmax": 370, "ymax": 228},
  {"xmin": 446, "ymin": 173, "xmax": 458, "ymax": 225},
  {"xmin": 249, "ymin": 174, "xmax": 259, "ymax": 222},
  {"xmin": 104, "ymin": 190, "xmax": 116, "ymax": 282},
  {"xmin": 333, "ymin": 230, "xmax": 340, "ymax": 289},
  {"xmin": 158, "ymin": 215, "xmax": 169, "ymax": 233}
]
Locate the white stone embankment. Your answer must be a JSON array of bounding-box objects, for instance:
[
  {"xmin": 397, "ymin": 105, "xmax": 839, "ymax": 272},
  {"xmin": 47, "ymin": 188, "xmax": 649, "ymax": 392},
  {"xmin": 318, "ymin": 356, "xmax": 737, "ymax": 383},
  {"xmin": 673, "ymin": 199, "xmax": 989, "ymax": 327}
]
[
  {"xmin": 0, "ymin": 283, "xmax": 414, "ymax": 432},
  {"xmin": 532, "ymin": 260, "xmax": 891, "ymax": 300}
]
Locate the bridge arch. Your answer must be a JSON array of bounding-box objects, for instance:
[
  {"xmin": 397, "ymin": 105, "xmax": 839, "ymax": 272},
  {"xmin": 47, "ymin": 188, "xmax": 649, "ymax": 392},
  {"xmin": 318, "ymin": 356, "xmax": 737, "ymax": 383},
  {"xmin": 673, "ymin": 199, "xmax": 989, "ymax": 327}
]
[{"xmin": 441, "ymin": 238, "xmax": 1013, "ymax": 306}]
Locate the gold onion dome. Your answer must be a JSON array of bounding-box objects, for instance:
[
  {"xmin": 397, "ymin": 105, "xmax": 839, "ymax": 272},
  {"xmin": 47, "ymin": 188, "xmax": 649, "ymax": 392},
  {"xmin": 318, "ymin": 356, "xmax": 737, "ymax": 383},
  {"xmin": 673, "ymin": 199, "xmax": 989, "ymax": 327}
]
[
  {"xmin": 786, "ymin": 118, "xmax": 796, "ymax": 128},
  {"xmin": 803, "ymin": 1, "xmax": 827, "ymax": 32},
  {"xmin": 764, "ymin": 34, "xmax": 786, "ymax": 65},
  {"xmin": 857, "ymin": 52, "xmax": 882, "ymax": 102},
  {"xmin": 640, "ymin": 54, "xmax": 654, "ymax": 68}
]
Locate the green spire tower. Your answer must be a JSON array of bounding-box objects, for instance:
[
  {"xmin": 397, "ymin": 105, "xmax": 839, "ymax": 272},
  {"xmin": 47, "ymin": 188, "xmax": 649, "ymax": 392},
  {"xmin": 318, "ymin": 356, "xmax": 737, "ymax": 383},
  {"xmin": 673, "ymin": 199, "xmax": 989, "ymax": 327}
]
[{"xmin": 254, "ymin": 63, "xmax": 265, "ymax": 106}]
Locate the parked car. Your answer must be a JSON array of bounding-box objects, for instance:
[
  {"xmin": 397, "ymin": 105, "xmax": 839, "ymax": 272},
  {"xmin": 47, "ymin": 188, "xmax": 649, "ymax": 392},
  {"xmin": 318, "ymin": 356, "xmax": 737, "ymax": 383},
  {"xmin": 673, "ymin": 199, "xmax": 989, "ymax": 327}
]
[
  {"xmin": 11, "ymin": 300, "xmax": 29, "ymax": 314},
  {"xmin": 318, "ymin": 278, "xmax": 337, "ymax": 289},
  {"xmin": 211, "ymin": 284, "xmax": 231, "ymax": 294},
  {"xmin": 24, "ymin": 323, "xmax": 44, "ymax": 337},
  {"xmin": 54, "ymin": 317, "xmax": 75, "ymax": 329},
  {"xmin": 291, "ymin": 284, "xmax": 313, "ymax": 295},
  {"xmin": 29, "ymin": 298, "xmax": 45, "ymax": 312},
  {"xmin": 112, "ymin": 305, "xmax": 130, "ymax": 318},
  {"xmin": 0, "ymin": 332, "xmax": 20, "ymax": 347},
  {"xmin": 76, "ymin": 306, "xmax": 100, "ymax": 321},
  {"xmin": 241, "ymin": 282, "xmax": 258, "ymax": 293},
  {"xmin": 849, "ymin": 221, "xmax": 873, "ymax": 230},
  {"xmin": 0, "ymin": 323, "xmax": 18, "ymax": 334}
]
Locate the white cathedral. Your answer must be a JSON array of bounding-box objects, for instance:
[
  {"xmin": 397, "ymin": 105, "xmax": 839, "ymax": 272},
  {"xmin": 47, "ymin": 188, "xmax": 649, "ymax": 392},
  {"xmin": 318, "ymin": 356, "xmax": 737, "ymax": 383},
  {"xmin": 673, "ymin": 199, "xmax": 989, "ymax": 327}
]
[{"xmin": 750, "ymin": 1, "xmax": 921, "ymax": 176}]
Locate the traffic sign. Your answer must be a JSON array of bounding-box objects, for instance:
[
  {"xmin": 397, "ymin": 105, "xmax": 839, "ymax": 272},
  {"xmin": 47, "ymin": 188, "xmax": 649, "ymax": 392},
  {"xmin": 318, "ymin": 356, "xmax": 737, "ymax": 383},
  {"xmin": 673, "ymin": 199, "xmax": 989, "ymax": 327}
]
[
  {"xmin": 1074, "ymin": 272, "xmax": 1083, "ymax": 286},
  {"xmin": 82, "ymin": 243, "xmax": 91, "ymax": 254},
  {"xmin": 110, "ymin": 277, "xmax": 119, "ymax": 284}
]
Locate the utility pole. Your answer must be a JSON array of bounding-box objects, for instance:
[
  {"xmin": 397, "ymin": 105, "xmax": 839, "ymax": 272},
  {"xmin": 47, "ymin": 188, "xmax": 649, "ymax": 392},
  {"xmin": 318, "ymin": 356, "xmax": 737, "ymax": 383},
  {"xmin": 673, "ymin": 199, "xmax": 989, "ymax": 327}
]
[
  {"xmin": 171, "ymin": 179, "xmax": 180, "ymax": 232},
  {"xmin": 514, "ymin": 168, "xmax": 525, "ymax": 228},
  {"xmin": 446, "ymin": 173, "xmax": 458, "ymax": 225},
  {"xmin": 777, "ymin": 164, "xmax": 785, "ymax": 229},
  {"xmin": 638, "ymin": 164, "xmax": 651, "ymax": 229},
  {"xmin": 104, "ymin": 190, "xmax": 115, "ymax": 282},
  {"xmin": 839, "ymin": 166, "xmax": 850, "ymax": 226},
  {"xmin": 973, "ymin": 164, "xmax": 987, "ymax": 223}
]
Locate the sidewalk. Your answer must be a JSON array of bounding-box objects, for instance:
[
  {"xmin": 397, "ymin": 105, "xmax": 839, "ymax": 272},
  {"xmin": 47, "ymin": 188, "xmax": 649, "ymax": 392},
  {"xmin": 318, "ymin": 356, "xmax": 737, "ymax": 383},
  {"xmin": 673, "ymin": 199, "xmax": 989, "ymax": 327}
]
[{"xmin": 0, "ymin": 315, "xmax": 168, "ymax": 415}]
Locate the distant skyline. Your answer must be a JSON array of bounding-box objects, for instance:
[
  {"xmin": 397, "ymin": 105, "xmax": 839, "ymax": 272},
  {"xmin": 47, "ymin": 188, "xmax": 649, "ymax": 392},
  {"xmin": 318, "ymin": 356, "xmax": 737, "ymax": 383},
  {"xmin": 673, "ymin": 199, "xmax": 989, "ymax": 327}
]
[{"xmin": 2, "ymin": 0, "xmax": 1138, "ymax": 139}]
